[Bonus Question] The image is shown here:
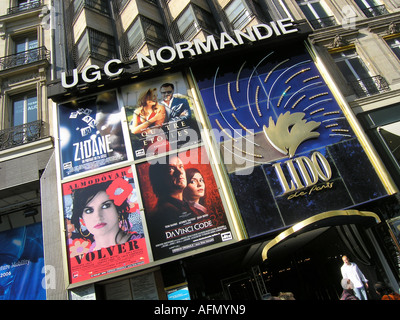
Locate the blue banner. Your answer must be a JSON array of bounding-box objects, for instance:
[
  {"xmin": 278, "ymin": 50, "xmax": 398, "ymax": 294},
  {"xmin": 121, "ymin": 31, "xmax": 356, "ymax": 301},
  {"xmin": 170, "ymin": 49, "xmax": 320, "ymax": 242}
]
[{"xmin": 0, "ymin": 223, "xmax": 45, "ymax": 300}]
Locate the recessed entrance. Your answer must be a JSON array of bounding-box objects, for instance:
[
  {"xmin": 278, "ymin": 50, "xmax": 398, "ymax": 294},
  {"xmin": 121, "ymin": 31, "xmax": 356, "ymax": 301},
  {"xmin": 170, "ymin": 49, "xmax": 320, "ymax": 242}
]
[
  {"xmin": 260, "ymin": 211, "xmax": 386, "ymax": 300},
  {"xmin": 261, "ymin": 225, "xmax": 380, "ymax": 300},
  {"xmin": 183, "ymin": 210, "xmax": 398, "ymax": 300}
]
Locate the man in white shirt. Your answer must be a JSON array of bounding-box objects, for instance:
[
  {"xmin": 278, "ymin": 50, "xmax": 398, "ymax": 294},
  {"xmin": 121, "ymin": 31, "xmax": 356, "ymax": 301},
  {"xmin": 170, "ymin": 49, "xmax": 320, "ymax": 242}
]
[{"xmin": 341, "ymin": 255, "xmax": 369, "ymax": 300}]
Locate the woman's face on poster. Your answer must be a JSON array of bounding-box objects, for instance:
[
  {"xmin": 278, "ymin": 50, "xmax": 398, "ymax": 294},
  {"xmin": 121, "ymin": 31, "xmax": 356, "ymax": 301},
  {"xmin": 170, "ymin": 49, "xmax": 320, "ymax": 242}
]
[
  {"xmin": 151, "ymin": 89, "xmax": 158, "ymax": 102},
  {"xmin": 146, "ymin": 96, "xmax": 156, "ymax": 107},
  {"xmin": 186, "ymin": 173, "xmax": 205, "ymax": 201},
  {"xmin": 81, "ymin": 191, "xmax": 120, "ymax": 238},
  {"xmin": 145, "ymin": 89, "xmax": 157, "ymax": 107}
]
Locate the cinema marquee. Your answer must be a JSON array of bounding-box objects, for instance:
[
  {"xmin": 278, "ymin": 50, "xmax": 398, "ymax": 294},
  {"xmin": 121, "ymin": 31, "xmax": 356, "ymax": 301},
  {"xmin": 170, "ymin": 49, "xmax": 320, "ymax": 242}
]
[{"xmin": 60, "ymin": 19, "xmax": 299, "ymax": 89}]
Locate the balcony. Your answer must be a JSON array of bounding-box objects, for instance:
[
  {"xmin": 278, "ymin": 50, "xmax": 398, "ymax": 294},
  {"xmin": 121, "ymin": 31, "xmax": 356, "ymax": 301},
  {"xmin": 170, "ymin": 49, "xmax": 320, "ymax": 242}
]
[
  {"xmin": 361, "ymin": 5, "xmax": 389, "ymax": 18},
  {"xmin": 350, "ymin": 75, "xmax": 390, "ymax": 98},
  {"xmin": 0, "ymin": 46, "xmax": 50, "ymax": 71},
  {"xmin": 308, "ymin": 16, "xmax": 337, "ymax": 30},
  {"xmin": 6, "ymin": 0, "xmax": 42, "ymax": 15},
  {"xmin": 0, "ymin": 121, "xmax": 48, "ymax": 151}
]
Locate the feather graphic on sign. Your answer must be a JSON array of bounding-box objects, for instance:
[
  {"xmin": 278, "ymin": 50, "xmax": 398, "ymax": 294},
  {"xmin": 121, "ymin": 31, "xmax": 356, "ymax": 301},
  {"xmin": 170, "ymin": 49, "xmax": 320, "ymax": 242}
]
[
  {"xmin": 263, "ymin": 111, "xmax": 321, "ymax": 158},
  {"xmin": 205, "ymin": 52, "xmax": 354, "ymax": 167}
]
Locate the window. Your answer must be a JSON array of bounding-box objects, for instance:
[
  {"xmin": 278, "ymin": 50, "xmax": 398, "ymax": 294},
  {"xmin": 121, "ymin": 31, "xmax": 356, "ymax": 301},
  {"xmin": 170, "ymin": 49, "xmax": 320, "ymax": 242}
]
[
  {"xmin": 225, "ymin": 0, "xmax": 252, "ymax": 30},
  {"xmin": 75, "ymin": 29, "xmax": 116, "ymax": 66},
  {"xmin": 175, "ymin": 5, "xmax": 218, "ymax": 41},
  {"xmin": 265, "ymin": 0, "xmax": 292, "ymax": 20},
  {"xmin": 12, "ymin": 92, "xmax": 38, "ymax": 127},
  {"xmin": 14, "ymin": 35, "xmax": 38, "ymax": 65},
  {"xmin": 73, "ymin": 0, "xmax": 110, "ymax": 16},
  {"xmin": 177, "ymin": 7, "xmax": 196, "ymax": 37},
  {"xmin": 11, "ymin": 91, "xmax": 38, "ymax": 142},
  {"xmin": 359, "ymin": 104, "xmax": 400, "ymax": 187},
  {"xmin": 17, "ymin": 0, "xmax": 40, "ymax": 11},
  {"xmin": 386, "ymin": 37, "xmax": 400, "ymax": 61},
  {"xmin": 127, "ymin": 19, "xmax": 143, "ymax": 52},
  {"xmin": 332, "ymin": 49, "xmax": 389, "ymax": 97},
  {"xmin": 0, "ymin": 90, "xmax": 46, "ymax": 150},
  {"xmin": 332, "ymin": 49, "xmax": 371, "ymax": 82},
  {"xmin": 354, "ymin": 0, "xmax": 388, "ymax": 17},
  {"xmin": 76, "ymin": 32, "xmax": 89, "ymax": 63},
  {"xmin": 114, "ymin": 0, "xmax": 130, "ymax": 12},
  {"xmin": 91, "ymin": 30, "xmax": 115, "ymax": 59},
  {"xmin": 296, "ymin": 0, "xmax": 336, "ymax": 29},
  {"xmin": 379, "ymin": 123, "xmax": 400, "ymax": 165},
  {"xmin": 125, "ymin": 16, "xmax": 168, "ymax": 57}
]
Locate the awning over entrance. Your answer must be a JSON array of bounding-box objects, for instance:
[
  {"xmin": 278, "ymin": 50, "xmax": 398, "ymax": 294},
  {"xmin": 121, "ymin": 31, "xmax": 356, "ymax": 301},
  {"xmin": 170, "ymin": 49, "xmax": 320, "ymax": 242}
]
[{"xmin": 262, "ymin": 210, "xmax": 381, "ymax": 261}]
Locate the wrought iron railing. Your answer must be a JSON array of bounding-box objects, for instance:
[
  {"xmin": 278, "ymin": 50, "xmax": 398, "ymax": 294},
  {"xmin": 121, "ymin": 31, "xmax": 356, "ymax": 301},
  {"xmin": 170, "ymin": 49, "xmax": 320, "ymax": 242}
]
[
  {"xmin": 7, "ymin": 0, "xmax": 42, "ymax": 15},
  {"xmin": 308, "ymin": 16, "xmax": 337, "ymax": 30},
  {"xmin": 350, "ymin": 75, "xmax": 390, "ymax": 98},
  {"xmin": 361, "ymin": 5, "xmax": 389, "ymax": 18},
  {"xmin": 0, "ymin": 46, "xmax": 50, "ymax": 71},
  {"xmin": 0, "ymin": 120, "xmax": 48, "ymax": 151}
]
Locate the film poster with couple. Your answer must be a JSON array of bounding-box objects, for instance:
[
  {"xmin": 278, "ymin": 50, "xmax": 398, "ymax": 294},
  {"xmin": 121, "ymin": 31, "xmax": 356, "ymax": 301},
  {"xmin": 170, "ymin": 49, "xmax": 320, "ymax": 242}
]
[
  {"xmin": 136, "ymin": 146, "xmax": 233, "ymax": 260},
  {"xmin": 61, "ymin": 166, "xmax": 149, "ymax": 284},
  {"xmin": 122, "ymin": 73, "xmax": 201, "ymax": 160}
]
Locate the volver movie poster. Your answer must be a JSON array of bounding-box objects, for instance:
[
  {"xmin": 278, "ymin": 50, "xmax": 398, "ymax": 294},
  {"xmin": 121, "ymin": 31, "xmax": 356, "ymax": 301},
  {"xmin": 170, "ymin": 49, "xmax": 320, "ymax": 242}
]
[
  {"xmin": 122, "ymin": 73, "xmax": 201, "ymax": 160},
  {"xmin": 62, "ymin": 166, "xmax": 149, "ymax": 284},
  {"xmin": 136, "ymin": 146, "xmax": 233, "ymax": 260},
  {"xmin": 58, "ymin": 90, "xmax": 127, "ymax": 178}
]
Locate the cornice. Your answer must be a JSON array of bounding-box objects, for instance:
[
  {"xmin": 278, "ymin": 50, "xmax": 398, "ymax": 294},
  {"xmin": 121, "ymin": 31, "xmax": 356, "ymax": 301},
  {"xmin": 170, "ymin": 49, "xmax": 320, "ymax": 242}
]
[{"xmin": 309, "ymin": 12, "xmax": 400, "ymax": 47}]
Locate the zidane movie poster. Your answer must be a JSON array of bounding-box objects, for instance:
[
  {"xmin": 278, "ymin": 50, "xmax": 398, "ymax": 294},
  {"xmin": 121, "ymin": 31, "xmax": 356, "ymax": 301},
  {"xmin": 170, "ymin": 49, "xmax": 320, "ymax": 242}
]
[
  {"xmin": 62, "ymin": 166, "xmax": 149, "ymax": 284},
  {"xmin": 58, "ymin": 90, "xmax": 127, "ymax": 178},
  {"xmin": 122, "ymin": 73, "xmax": 201, "ymax": 160},
  {"xmin": 136, "ymin": 146, "xmax": 232, "ymax": 260}
]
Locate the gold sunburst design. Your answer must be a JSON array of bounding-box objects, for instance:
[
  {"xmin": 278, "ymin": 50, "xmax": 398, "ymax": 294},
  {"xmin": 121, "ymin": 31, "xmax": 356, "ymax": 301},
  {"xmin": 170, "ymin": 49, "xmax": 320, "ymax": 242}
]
[{"xmin": 263, "ymin": 111, "xmax": 321, "ymax": 158}]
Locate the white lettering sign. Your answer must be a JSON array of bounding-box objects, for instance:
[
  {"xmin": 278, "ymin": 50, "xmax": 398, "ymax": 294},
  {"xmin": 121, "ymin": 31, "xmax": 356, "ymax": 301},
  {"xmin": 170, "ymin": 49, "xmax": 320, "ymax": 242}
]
[
  {"xmin": 60, "ymin": 19, "xmax": 298, "ymax": 88},
  {"xmin": 137, "ymin": 19, "xmax": 298, "ymax": 69},
  {"xmin": 61, "ymin": 59, "xmax": 124, "ymax": 88}
]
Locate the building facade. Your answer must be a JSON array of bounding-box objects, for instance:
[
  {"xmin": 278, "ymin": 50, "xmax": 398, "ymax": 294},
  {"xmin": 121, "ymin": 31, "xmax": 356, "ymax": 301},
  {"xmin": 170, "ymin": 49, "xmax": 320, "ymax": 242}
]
[
  {"xmin": 0, "ymin": 0, "xmax": 53, "ymax": 300},
  {"xmin": 1, "ymin": 0, "xmax": 400, "ymax": 300}
]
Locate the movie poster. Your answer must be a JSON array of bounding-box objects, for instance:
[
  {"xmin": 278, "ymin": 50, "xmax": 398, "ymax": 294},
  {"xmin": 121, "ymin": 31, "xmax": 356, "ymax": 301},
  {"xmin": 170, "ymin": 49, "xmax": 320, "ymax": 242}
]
[
  {"xmin": 136, "ymin": 146, "xmax": 232, "ymax": 260},
  {"xmin": 0, "ymin": 223, "xmax": 45, "ymax": 300},
  {"xmin": 58, "ymin": 90, "xmax": 127, "ymax": 178},
  {"xmin": 122, "ymin": 73, "xmax": 201, "ymax": 160},
  {"xmin": 62, "ymin": 166, "xmax": 149, "ymax": 284}
]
